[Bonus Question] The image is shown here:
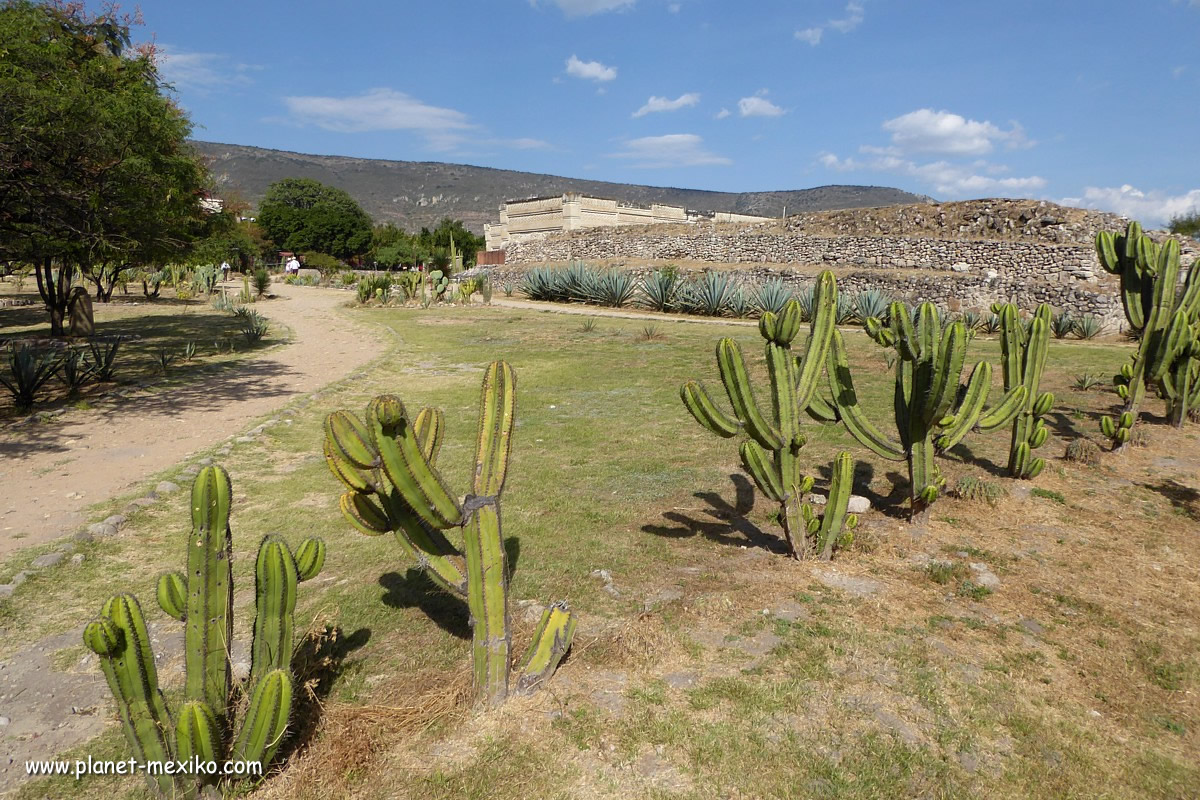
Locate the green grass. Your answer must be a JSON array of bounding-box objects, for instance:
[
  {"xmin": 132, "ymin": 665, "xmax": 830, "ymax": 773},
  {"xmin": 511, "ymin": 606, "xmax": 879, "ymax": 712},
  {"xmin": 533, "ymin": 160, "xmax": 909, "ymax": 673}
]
[{"xmin": 9, "ymin": 304, "xmax": 1199, "ymax": 800}]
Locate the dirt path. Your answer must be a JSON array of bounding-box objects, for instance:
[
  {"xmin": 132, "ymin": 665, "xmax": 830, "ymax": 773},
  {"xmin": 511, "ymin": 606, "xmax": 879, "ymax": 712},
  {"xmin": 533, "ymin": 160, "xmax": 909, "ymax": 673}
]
[{"xmin": 0, "ymin": 284, "xmax": 386, "ymax": 559}]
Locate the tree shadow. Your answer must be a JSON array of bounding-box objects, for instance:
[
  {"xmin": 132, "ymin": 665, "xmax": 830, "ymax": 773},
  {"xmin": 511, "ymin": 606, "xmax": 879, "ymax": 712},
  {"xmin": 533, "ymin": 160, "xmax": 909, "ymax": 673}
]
[
  {"xmin": 274, "ymin": 625, "xmax": 372, "ymax": 762},
  {"xmin": 380, "ymin": 570, "xmax": 471, "ymax": 640},
  {"xmin": 641, "ymin": 473, "xmax": 789, "ymax": 554},
  {"xmin": 1142, "ymin": 479, "xmax": 1200, "ymax": 519}
]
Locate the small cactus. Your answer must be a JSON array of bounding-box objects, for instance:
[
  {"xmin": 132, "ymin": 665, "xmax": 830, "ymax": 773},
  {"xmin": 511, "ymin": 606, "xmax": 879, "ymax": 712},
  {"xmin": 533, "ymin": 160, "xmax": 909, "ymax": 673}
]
[
  {"xmin": 995, "ymin": 303, "xmax": 1054, "ymax": 479},
  {"xmin": 325, "ymin": 362, "xmax": 576, "ymax": 705},
  {"xmin": 83, "ymin": 466, "xmax": 322, "ymax": 797}
]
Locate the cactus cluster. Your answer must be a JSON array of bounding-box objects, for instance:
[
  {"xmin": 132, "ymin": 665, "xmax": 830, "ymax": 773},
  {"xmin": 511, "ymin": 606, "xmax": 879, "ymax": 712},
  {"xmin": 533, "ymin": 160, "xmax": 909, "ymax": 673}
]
[
  {"xmin": 995, "ymin": 303, "xmax": 1055, "ymax": 478},
  {"xmin": 828, "ymin": 302, "xmax": 1026, "ymax": 520},
  {"xmin": 681, "ymin": 271, "xmax": 858, "ymax": 559},
  {"xmin": 429, "ymin": 269, "xmax": 450, "ymax": 301},
  {"xmin": 324, "ymin": 361, "xmax": 576, "ymax": 705},
  {"xmin": 82, "ymin": 467, "xmax": 323, "ymax": 798},
  {"xmin": 1097, "ymin": 222, "xmax": 1200, "ymax": 444}
]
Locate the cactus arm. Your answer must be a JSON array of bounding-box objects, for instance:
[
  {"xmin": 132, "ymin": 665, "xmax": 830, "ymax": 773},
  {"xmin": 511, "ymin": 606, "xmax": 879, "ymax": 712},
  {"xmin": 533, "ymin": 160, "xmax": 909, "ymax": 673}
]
[
  {"xmin": 231, "ymin": 668, "xmax": 292, "ymax": 773},
  {"xmin": 805, "ymin": 392, "xmax": 840, "ymax": 423},
  {"xmin": 463, "ymin": 503, "xmax": 511, "ymax": 705},
  {"xmin": 324, "ymin": 411, "xmax": 380, "ymax": 470},
  {"xmin": 925, "ymin": 322, "xmax": 967, "ymax": 424},
  {"xmin": 739, "ymin": 440, "xmax": 785, "ymax": 503},
  {"xmin": 998, "ymin": 304, "xmax": 1023, "ymax": 391},
  {"xmin": 156, "ymin": 571, "xmax": 187, "ymax": 621},
  {"xmin": 681, "ymin": 381, "xmax": 741, "ymax": 438},
  {"xmin": 250, "ymin": 536, "xmax": 299, "ymax": 684},
  {"xmin": 909, "ymin": 438, "xmax": 937, "ymax": 513},
  {"xmin": 935, "ymin": 362, "xmax": 993, "ymax": 450},
  {"xmin": 84, "ymin": 596, "xmax": 177, "ymax": 798},
  {"xmin": 827, "ymin": 330, "xmax": 905, "ymax": 460},
  {"xmin": 717, "ymin": 338, "xmax": 784, "ymax": 451},
  {"xmin": 186, "ymin": 467, "xmax": 234, "ymax": 717},
  {"xmin": 176, "ymin": 700, "xmax": 221, "ymax": 789},
  {"xmin": 976, "ymin": 384, "xmax": 1027, "ymax": 432},
  {"xmin": 379, "ymin": 489, "xmax": 469, "ymax": 597},
  {"xmin": 793, "ymin": 272, "xmax": 837, "ymax": 410},
  {"xmin": 816, "ymin": 452, "xmax": 855, "ymax": 561},
  {"xmin": 514, "ymin": 602, "xmax": 577, "ymax": 694},
  {"xmin": 324, "ymin": 436, "xmax": 378, "ymax": 494},
  {"xmin": 340, "ymin": 490, "xmax": 392, "ymax": 535},
  {"xmin": 368, "ymin": 397, "xmax": 463, "ymax": 529},
  {"xmin": 294, "ymin": 538, "xmax": 326, "ymax": 581},
  {"xmin": 473, "ymin": 361, "xmax": 516, "ymax": 497},
  {"xmin": 890, "ymin": 302, "xmax": 920, "ymax": 361},
  {"xmin": 767, "ymin": 342, "xmax": 799, "ymax": 442}
]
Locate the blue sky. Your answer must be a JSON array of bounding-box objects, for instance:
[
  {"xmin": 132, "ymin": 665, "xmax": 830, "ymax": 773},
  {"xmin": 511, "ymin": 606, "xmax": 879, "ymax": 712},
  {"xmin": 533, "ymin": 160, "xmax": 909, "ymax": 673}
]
[{"xmin": 140, "ymin": 0, "xmax": 1200, "ymax": 226}]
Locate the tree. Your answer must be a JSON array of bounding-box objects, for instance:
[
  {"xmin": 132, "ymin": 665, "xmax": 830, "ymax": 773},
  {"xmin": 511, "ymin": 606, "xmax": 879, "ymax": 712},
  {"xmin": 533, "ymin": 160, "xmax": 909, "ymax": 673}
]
[
  {"xmin": 1, "ymin": 1, "xmax": 214, "ymax": 327},
  {"xmin": 1169, "ymin": 210, "xmax": 1200, "ymax": 239},
  {"xmin": 256, "ymin": 178, "xmax": 373, "ymax": 260}
]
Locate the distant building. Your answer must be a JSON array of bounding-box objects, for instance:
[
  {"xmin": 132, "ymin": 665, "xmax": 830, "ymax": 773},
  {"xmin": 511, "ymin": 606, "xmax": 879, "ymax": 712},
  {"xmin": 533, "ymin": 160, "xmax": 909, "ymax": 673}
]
[{"xmin": 484, "ymin": 192, "xmax": 771, "ymax": 251}]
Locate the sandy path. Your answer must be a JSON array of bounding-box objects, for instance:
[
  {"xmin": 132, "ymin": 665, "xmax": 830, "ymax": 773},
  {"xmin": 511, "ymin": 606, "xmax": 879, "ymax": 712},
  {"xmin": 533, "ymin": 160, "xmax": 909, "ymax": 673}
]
[{"xmin": 0, "ymin": 284, "xmax": 386, "ymax": 558}]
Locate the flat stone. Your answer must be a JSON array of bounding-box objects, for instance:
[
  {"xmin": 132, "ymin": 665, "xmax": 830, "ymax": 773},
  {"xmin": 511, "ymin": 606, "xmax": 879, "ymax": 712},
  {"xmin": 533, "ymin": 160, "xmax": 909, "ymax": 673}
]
[
  {"xmin": 87, "ymin": 522, "xmax": 117, "ymax": 538},
  {"xmin": 103, "ymin": 515, "xmax": 126, "ymax": 529},
  {"xmin": 847, "ymin": 495, "xmax": 871, "ymax": 514},
  {"xmin": 955, "ymin": 751, "xmax": 979, "ymax": 774},
  {"xmin": 72, "ymin": 531, "xmax": 94, "ymax": 544},
  {"xmin": 0, "ymin": 585, "xmax": 14, "ymax": 600},
  {"xmin": 154, "ymin": 481, "xmax": 179, "ymax": 494},
  {"xmin": 874, "ymin": 708, "xmax": 922, "ymax": 745},
  {"xmin": 129, "ymin": 497, "xmax": 157, "ymax": 508},
  {"xmin": 1018, "ymin": 618, "xmax": 1045, "ymax": 636},
  {"xmin": 235, "ymin": 436, "xmax": 255, "ymax": 444},
  {"xmin": 198, "ymin": 458, "xmax": 214, "ymax": 466},
  {"xmin": 968, "ymin": 563, "xmax": 1001, "ymax": 589},
  {"xmin": 11, "ymin": 571, "xmax": 31, "ymax": 586},
  {"xmin": 31, "ymin": 552, "xmax": 64, "ymax": 569},
  {"xmin": 70, "ymin": 554, "xmax": 86, "ymax": 567},
  {"xmin": 771, "ymin": 600, "xmax": 809, "ymax": 622},
  {"xmin": 642, "ymin": 587, "xmax": 683, "ymax": 611},
  {"xmin": 662, "ymin": 671, "xmax": 699, "ymax": 689},
  {"xmin": 812, "ymin": 568, "xmax": 884, "ymax": 597}
]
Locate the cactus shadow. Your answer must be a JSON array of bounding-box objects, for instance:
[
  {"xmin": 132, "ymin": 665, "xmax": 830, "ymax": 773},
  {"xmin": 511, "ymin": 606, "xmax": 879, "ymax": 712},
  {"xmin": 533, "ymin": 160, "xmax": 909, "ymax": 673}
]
[
  {"xmin": 1142, "ymin": 479, "xmax": 1200, "ymax": 519},
  {"xmin": 944, "ymin": 443, "xmax": 1008, "ymax": 479},
  {"xmin": 278, "ymin": 625, "xmax": 372, "ymax": 760},
  {"xmin": 641, "ymin": 473, "xmax": 790, "ymax": 555},
  {"xmin": 847, "ymin": 464, "xmax": 912, "ymax": 521},
  {"xmin": 379, "ymin": 570, "xmax": 472, "ymax": 640}
]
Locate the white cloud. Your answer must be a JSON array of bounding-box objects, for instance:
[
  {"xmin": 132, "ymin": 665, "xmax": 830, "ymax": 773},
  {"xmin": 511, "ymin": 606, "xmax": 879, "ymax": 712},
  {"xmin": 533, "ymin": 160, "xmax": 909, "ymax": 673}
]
[
  {"xmin": 715, "ymin": 108, "xmax": 731, "ymax": 119},
  {"xmin": 532, "ymin": 0, "xmax": 636, "ymax": 16},
  {"xmin": 566, "ymin": 55, "xmax": 617, "ymax": 82},
  {"xmin": 157, "ymin": 45, "xmax": 259, "ymax": 93},
  {"xmin": 282, "ymin": 89, "xmax": 473, "ymax": 150},
  {"xmin": 1067, "ymin": 185, "xmax": 1200, "ymax": 228},
  {"xmin": 504, "ymin": 137, "xmax": 552, "ymax": 149},
  {"xmin": 608, "ymin": 133, "xmax": 731, "ymax": 168},
  {"xmin": 668, "ymin": 2, "xmax": 681, "ymax": 11},
  {"xmin": 819, "ymin": 151, "xmax": 1045, "ymax": 197},
  {"xmin": 827, "ymin": 1, "xmax": 865, "ymax": 33},
  {"xmin": 1173, "ymin": 65, "xmax": 1187, "ymax": 79},
  {"xmin": 738, "ymin": 89, "xmax": 785, "ymax": 118},
  {"xmin": 882, "ymin": 109, "xmax": 1031, "ymax": 156},
  {"xmin": 632, "ymin": 92, "xmax": 700, "ymax": 117},
  {"xmin": 794, "ymin": 27, "xmax": 823, "ymax": 45}
]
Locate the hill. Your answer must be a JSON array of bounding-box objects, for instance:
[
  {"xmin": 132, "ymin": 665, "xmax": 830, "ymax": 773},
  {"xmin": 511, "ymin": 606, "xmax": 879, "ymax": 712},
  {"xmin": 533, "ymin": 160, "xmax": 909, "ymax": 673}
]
[{"xmin": 192, "ymin": 141, "xmax": 934, "ymax": 234}]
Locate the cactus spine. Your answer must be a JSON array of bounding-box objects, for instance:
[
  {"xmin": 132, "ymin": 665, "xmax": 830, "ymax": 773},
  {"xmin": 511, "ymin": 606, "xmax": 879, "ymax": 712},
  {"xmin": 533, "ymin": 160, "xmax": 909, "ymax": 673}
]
[
  {"xmin": 83, "ymin": 466, "xmax": 322, "ymax": 797},
  {"xmin": 996, "ymin": 303, "xmax": 1054, "ymax": 478},
  {"xmin": 681, "ymin": 271, "xmax": 853, "ymax": 559},
  {"xmin": 324, "ymin": 361, "xmax": 577, "ymax": 705},
  {"xmin": 828, "ymin": 302, "xmax": 1027, "ymax": 520},
  {"xmin": 1097, "ymin": 222, "xmax": 1200, "ymax": 445}
]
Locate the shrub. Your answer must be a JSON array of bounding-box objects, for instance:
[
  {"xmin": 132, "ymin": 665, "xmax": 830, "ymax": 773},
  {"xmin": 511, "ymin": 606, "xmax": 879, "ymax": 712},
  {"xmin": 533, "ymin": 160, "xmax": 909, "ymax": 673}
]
[
  {"xmin": 299, "ymin": 251, "xmax": 342, "ymax": 273},
  {"xmin": 1064, "ymin": 438, "xmax": 1101, "ymax": 466},
  {"xmin": 952, "ymin": 476, "xmax": 1007, "ymax": 506},
  {"xmin": 252, "ymin": 268, "xmax": 271, "ymax": 297},
  {"xmin": 356, "ymin": 275, "xmax": 393, "ymax": 305},
  {"xmin": 0, "ymin": 345, "xmax": 60, "ymax": 410}
]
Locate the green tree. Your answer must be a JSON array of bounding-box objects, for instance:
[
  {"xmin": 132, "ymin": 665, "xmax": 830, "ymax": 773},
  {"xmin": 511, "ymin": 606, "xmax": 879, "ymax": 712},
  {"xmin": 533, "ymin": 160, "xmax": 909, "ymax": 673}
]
[
  {"xmin": 1169, "ymin": 210, "xmax": 1200, "ymax": 239},
  {"xmin": 0, "ymin": 0, "xmax": 213, "ymax": 326},
  {"xmin": 256, "ymin": 178, "xmax": 373, "ymax": 260},
  {"xmin": 417, "ymin": 218, "xmax": 485, "ymax": 270}
]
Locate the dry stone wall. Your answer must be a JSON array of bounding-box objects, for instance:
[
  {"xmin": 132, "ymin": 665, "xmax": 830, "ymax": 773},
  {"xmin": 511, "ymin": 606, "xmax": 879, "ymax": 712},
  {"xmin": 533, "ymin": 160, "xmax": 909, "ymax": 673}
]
[{"xmin": 500, "ymin": 201, "xmax": 1198, "ymax": 329}]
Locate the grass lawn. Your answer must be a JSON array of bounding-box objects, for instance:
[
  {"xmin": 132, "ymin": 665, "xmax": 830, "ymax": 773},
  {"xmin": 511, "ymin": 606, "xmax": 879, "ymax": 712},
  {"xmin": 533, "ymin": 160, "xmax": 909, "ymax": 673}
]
[{"xmin": 11, "ymin": 302, "xmax": 1199, "ymax": 799}]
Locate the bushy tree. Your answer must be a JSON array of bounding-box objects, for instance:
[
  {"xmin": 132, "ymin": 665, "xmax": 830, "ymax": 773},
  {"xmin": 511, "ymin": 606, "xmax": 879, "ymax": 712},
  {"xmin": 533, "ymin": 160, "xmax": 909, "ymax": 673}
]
[
  {"xmin": 1169, "ymin": 210, "xmax": 1200, "ymax": 239},
  {"xmin": 0, "ymin": 0, "xmax": 213, "ymax": 326},
  {"xmin": 256, "ymin": 178, "xmax": 373, "ymax": 260}
]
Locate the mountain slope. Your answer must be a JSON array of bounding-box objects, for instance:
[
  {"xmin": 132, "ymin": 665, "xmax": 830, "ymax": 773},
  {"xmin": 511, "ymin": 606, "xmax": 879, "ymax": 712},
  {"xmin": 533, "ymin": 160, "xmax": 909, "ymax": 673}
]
[{"xmin": 193, "ymin": 141, "xmax": 934, "ymax": 234}]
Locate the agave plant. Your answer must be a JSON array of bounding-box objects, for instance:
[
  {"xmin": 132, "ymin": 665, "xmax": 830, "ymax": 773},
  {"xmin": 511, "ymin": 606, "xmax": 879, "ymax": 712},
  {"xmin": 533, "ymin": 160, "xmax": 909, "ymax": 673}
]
[
  {"xmin": 1072, "ymin": 314, "xmax": 1102, "ymax": 340},
  {"xmin": 795, "ymin": 284, "xmax": 817, "ymax": 322},
  {"xmin": 519, "ymin": 267, "xmax": 557, "ymax": 301},
  {"xmin": 689, "ymin": 271, "xmax": 735, "ymax": 316},
  {"xmin": 835, "ymin": 293, "xmax": 857, "ymax": 325},
  {"xmin": 59, "ymin": 348, "xmax": 95, "ymax": 394},
  {"xmin": 853, "ymin": 289, "xmax": 892, "ymax": 323},
  {"xmin": 594, "ymin": 270, "xmax": 636, "ymax": 308},
  {"xmin": 752, "ymin": 278, "xmax": 793, "ymax": 316},
  {"xmin": 0, "ymin": 345, "xmax": 60, "ymax": 410},
  {"xmin": 981, "ymin": 313, "xmax": 1002, "ymax": 334},
  {"xmin": 638, "ymin": 269, "xmax": 681, "ymax": 311},
  {"xmin": 1073, "ymin": 372, "xmax": 1103, "ymax": 391},
  {"xmin": 727, "ymin": 287, "xmax": 754, "ymax": 318},
  {"xmin": 958, "ymin": 310, "xmax": 983, "ymax": 332},
  {"xmin": 1051, "ymin": 312, "xmax": 1074, "ymax": 339}
]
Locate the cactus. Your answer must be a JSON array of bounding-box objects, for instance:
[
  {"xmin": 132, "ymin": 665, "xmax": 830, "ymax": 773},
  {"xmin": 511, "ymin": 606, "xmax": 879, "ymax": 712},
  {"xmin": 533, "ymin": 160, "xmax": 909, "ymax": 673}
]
[
  {"xmin": 995, "ymin": 303, "xmax": 1054, "ymax": 478},
  {"xmin": 797, "ymin": 451, "xmax": 860, "ymax": 560},
  {"xmin": 429, "ymin": 269, "xmax": 450, "ymax": 302},
  {"xmin": 680, "ymin": 271, "xmax": 854, "ymax": 559},
  {"xmin": 83, "ymin": 466, "xmax": 322, "ymax": 797},
  {"xmin": 324, "ymin": 362, "xmax": 576, "ymax": 705},
  {"xmin": 1097, "ymin": 222, "xmax": 1200, "ymax": 445},
  {"xmin": 827, "ymin": 302, "xmax": 1026, "ymax": 520}
]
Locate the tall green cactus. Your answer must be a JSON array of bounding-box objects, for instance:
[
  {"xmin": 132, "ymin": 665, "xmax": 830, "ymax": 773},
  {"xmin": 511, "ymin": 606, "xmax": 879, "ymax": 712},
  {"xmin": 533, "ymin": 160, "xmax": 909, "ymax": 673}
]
[
  {"xmin": 1097, "ymin": 222, "xmax": 1200, "ymax": 445},
  {"xmin": 680, "ymin": 271, "xmax": 855, "ymax": 559},
  {"xmin": 995, "ymin": 303, "xmax": 1054, "ymax": 478},
  {"xmin": 828, "ymin": 302, "xmax": 1026, "ymax": 520},
  {"xmin": 83, "ymin": 466, "xmax": 322, "ymax": 798},
  {"xmin": 324, "ymin": 361, "xmax": 576, "ymax": 705}
]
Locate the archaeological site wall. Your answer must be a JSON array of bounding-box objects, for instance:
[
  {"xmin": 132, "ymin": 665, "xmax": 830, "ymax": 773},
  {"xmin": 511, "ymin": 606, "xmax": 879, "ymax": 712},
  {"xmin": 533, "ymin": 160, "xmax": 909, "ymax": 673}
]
[{"xmin": 498, "ymin": 200, "xmax": 1198, "ymax": 328}]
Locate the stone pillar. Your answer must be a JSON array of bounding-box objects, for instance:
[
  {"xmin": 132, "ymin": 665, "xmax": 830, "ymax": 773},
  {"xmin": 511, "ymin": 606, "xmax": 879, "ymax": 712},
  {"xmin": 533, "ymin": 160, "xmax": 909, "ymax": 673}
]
[{"xmin": 67, "ymin": 287, "xmax": 94, "ymax": 337}]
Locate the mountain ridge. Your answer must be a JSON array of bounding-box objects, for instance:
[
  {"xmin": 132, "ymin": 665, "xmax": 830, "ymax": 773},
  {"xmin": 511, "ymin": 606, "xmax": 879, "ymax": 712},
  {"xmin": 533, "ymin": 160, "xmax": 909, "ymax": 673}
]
[{"xmin": 192, "ymin": 141, "xmax": 935, "ymax": 234}]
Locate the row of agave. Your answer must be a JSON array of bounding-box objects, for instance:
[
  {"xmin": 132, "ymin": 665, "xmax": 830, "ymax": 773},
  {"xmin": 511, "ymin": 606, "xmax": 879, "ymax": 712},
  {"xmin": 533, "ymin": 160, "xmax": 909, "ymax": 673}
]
[{"xmin": 518, "ymin": 262, "xmax": 1107, "ymax": 337}]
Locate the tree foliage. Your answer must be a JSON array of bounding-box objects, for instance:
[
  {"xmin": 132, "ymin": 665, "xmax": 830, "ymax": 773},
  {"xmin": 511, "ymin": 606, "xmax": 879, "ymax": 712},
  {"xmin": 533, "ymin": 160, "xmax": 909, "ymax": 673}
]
[
  {"xmin": 256, "ymin": 178, "xmax": 373, "ymax": 260},
  {"xmin": 368, "ymin": 218, "xmax": 485, "ymax": 271},
  {"xmin": 0, "ymin": 0, "xmax": 213, "ymax": 328},
  {"xmin": 1169, "ymin": 210, "xmax": 1200, "ymax": 239}
]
